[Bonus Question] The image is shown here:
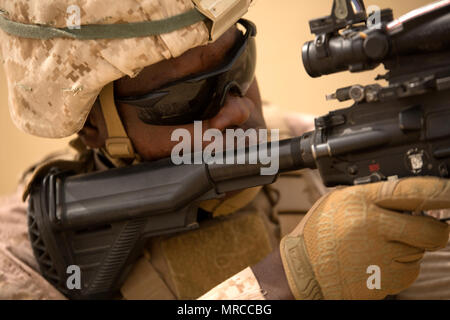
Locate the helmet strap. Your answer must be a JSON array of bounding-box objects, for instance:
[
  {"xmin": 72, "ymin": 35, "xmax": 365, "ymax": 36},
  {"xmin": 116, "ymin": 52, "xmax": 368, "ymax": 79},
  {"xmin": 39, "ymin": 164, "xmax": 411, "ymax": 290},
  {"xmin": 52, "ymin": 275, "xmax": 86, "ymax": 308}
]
[{"xmin": 98, "ymin": 83, "xmax": 136, "ymax": 160}]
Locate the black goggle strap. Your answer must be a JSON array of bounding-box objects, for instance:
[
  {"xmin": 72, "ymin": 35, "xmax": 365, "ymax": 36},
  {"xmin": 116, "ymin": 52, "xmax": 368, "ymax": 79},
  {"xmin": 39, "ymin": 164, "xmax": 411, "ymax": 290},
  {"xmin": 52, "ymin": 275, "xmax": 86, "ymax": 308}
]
[{"xmin": 99, "ymin": 83, "xmax": 136, "ymax": 160}]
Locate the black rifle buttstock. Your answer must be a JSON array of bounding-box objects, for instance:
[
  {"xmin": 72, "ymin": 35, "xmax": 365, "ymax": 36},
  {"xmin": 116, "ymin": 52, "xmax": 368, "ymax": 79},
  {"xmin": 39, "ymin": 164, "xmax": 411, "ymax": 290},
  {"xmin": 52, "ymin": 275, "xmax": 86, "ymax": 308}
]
[
  {"xmin": 28, "ymin": 159, "xmax": 215, "ymax": 299},
  {"xmin": 27, "ymin": 147, "xmax": 296, "ymax": 299}
]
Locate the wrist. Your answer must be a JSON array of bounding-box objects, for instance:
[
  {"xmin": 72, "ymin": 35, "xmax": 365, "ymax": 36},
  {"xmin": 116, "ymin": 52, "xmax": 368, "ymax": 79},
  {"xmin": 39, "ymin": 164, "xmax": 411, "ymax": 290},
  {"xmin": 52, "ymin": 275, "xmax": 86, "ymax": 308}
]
[
  {"xmin": 251, "ymin": 249, "xmax": 295, "ymax": 300},
  {"xmin": 279, "ymin": 235, "xmax": 323, "ymax": 300}
]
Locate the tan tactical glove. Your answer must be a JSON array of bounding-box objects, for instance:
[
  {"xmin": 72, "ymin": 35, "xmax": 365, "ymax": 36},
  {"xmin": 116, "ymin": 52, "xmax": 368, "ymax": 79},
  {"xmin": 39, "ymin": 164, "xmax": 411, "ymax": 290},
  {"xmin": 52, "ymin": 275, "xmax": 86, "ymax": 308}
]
[{"xmin": 280, "ymin": 177, "xmax": 450, "ymax": 300}]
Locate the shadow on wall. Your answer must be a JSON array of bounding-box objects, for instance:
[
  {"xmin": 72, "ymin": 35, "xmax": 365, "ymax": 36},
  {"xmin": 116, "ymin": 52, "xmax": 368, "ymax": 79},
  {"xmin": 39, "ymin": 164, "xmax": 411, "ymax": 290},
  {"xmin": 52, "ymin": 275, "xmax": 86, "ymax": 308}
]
[{"xmin": 0, "ymin": 0, "xmax": 432, "ymax": 195}]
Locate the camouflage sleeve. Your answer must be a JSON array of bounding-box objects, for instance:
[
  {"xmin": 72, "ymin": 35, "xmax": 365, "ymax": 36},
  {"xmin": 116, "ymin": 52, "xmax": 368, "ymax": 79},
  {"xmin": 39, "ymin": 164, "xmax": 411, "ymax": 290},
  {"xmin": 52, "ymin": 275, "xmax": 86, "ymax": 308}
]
[
  {"xmin": 198, "ymin": 267, "xmax": 266, "ymax": 300},
  {"xmin": 396, "ymin": 210, "xmax": 450, "ymax": 300},
  {"xmin": 0, "ymin": 186, "xmax": 66, "ymax": 300}
]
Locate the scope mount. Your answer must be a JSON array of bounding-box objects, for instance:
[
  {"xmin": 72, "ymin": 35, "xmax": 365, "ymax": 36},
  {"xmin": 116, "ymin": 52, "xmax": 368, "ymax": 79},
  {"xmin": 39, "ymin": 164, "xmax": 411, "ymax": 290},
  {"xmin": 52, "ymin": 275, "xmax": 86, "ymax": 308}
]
[{"xmin": 309, "ymin": 0, "xmax": 367, "ymax": 35}]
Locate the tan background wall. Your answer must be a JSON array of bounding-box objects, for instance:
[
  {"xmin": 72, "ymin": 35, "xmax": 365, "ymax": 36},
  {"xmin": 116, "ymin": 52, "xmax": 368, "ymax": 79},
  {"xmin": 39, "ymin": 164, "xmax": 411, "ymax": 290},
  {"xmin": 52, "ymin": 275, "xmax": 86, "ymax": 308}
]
[{"xmin": 0, "ymin": 0, "xmax": 431, "ymax": 195}]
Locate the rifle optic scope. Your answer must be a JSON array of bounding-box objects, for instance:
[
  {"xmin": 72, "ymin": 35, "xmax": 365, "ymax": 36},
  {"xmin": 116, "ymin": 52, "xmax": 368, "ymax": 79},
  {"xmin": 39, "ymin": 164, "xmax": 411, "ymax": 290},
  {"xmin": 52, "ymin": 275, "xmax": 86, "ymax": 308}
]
[{"xmin": 302, "ymin": 1, "xmax": 450, "ymax": 78}]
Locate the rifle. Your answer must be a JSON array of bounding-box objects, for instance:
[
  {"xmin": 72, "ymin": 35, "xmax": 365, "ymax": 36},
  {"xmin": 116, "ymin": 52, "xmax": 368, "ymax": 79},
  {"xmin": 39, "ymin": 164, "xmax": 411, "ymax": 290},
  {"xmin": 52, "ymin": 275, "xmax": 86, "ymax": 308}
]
[{"xmin": 28, "ymin": 0, "xmax": 450, "ymax": 299}]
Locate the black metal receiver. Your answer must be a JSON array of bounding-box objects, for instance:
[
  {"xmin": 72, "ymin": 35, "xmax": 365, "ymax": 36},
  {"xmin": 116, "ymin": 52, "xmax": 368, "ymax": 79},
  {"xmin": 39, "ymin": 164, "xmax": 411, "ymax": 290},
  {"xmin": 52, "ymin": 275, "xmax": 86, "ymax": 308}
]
[{"xmin": 28, "ymin": 0, "xmax": 450, "ymax": 299}]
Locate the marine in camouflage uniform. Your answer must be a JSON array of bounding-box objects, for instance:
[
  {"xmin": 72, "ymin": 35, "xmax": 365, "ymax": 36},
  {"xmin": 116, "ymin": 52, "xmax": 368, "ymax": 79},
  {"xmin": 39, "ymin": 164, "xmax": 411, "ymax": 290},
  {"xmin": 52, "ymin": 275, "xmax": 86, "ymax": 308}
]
[
  {"xmin": 0, "ymin": 107, "xmax": 325, "ymax": 299},
  {"xmin": 1, "ymin": 109, "xmax": 449, "ymax": 300},
  {"xmin": 0, "ymin": 0, "xmax": 449, "ymax": 300}
]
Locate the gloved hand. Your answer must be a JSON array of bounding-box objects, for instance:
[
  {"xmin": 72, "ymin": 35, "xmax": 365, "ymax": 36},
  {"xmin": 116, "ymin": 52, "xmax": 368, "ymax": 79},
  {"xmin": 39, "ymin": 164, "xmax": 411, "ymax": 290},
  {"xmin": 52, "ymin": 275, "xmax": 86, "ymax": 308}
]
[{"xmin": 280, "ymin": 177, "xmax": 450, "ymax": 300}]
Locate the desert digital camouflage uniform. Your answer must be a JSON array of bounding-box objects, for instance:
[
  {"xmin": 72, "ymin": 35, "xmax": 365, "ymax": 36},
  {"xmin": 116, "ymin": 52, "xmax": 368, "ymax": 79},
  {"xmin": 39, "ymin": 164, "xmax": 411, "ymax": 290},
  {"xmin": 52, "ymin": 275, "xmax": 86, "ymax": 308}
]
[
  {"xmin": 0, "ymin": 0, "xmax": 325, "ymax": 299},
  {"xmin": 1, "ymin": 110, "xmax": 449, "ymax": 300},
  {"xmin": 0, "ymin": 108, "xmax": 326, "ymax": 300},
  {"xmin": 0, "ymin": 0, "xmax": 449, "ymax": 300},
  {"xmin": 0, "ymin": 188, "xmax": 65, "ymax": 299}
]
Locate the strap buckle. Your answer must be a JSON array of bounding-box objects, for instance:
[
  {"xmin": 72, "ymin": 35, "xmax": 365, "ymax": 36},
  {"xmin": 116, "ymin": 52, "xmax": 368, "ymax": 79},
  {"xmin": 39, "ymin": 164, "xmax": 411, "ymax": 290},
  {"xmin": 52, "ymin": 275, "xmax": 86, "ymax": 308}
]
[
  {"xmin": 105, "ymin": 137, "xmax": 135, "ymax": 159},
  {"xmin": 192, "ymin": 0, "xmax": 251, "ymax": 42}
]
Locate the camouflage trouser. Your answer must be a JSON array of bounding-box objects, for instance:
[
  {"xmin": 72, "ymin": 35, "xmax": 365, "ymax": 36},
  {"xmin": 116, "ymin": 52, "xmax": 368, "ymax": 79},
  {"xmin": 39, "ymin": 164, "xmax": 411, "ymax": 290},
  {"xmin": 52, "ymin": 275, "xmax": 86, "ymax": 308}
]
[{"xmin": 0, "ymin": 187, "xmax": 65, "ymax": 299}]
